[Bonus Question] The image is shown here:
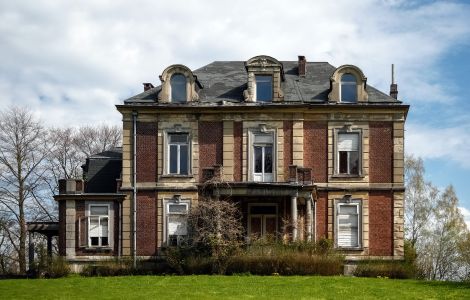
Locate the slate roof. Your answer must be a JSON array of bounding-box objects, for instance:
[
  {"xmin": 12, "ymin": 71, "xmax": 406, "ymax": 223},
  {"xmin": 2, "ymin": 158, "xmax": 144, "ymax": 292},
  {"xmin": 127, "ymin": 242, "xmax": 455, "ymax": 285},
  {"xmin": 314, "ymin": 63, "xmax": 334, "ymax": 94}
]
[
  {"xmin": 82, "ymin": 148, "xmax": 122, "ymax": 193},
  {"xmin": 124, "ymin": 61, "xmax": 400, "ymax": 105}
]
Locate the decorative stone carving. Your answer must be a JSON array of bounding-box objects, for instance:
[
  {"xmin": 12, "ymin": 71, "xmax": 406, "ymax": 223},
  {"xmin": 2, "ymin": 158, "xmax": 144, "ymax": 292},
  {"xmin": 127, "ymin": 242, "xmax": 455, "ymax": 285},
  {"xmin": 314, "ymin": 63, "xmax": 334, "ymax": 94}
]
[{"xmin": 244, "ymin": 55, "xmax": 285, "ymax": 103}]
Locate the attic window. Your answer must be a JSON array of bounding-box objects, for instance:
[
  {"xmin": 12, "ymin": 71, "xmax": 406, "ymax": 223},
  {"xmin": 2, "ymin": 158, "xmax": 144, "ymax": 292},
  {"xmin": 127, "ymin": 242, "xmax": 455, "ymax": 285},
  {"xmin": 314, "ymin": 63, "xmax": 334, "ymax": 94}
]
[
  {"xmin": 341, "ymin": 73, "xmax": 357, "ymax": 103},
  {"xmin": 171, "ymin": 74, "xmax": 187, "ymax": 103},
  {"xmin": 255, "ymin": 75, "xmax": 273, "ymax": 102}
]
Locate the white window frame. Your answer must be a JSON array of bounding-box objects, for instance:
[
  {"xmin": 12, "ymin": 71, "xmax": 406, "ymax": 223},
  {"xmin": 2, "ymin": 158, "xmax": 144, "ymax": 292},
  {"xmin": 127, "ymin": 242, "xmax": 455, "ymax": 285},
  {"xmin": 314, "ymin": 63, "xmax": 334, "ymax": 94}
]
[
  {"xmin": 334, "ymin": 129, "xmax": 362, "ymax": 176},
  {"xmin": 85, "ymin": 202, "xmax": 113, "ymax": 248},
  {"xmin": 339, "ymin": 73, "xmax": 358, "ymax": 103},
  {"xmin": 254, "ymin": 75, "xmax": 273, "ymax": 102},
  {"xmin": 249, "ymin": 129, "xmax": 276, "ymax": 182},
  {"xmin": 335, "ymin": 199, "xmax": 362, "ymax": 249},
  {"xmin": 163, "ymin": 199, "xmax": 191, "ymax": 246},
  {"xmin": 164, "ymin": 130, "xmax": 192, "ymax": 176}
]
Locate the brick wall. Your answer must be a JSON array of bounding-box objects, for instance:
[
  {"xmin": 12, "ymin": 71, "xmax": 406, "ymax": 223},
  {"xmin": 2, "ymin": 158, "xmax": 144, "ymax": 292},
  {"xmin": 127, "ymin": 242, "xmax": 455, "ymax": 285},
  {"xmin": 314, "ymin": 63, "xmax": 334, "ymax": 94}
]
[
  {"xmin": 137, "ymin": 191, "xmax": 157, "ymax": 256},
  {"xmin": 233, "ymin": 122, "xmax": 243, "ymax": 182},
  {"xmin": 316, "ymin": 192, "xmax": 328, "ymax": 239},
  {"xmin": 304, "ymin": 122, "xmax": 327, "ymax": 182},
  {"xmin": 58, "ymin": 201, "xmax": 66, "ymax": 256},
  {"xmin": 369, "ymin": 191, "xmax": 393, "ymax": 256},
  {"xmin": 283, "ymin": 120, "xmax": 293, "ymax": 181},
  {"xmin": 369, "ymin": 122, "xmax": 393, "ymax": 183},
  {"xmin": 136, "ymin": 122, "xmax": 158, "ymax": 182},
  {"xmin": 198, "ymin": 121, "xmax": 223, "ymax": 182}
]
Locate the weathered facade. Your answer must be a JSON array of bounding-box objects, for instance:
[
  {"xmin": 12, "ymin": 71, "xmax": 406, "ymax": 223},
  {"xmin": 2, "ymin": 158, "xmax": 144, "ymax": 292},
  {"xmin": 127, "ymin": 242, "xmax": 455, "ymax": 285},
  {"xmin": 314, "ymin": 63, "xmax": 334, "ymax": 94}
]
[{"xmin": 55, "ymin": 55, "xmax": 408, "ymax": 269}]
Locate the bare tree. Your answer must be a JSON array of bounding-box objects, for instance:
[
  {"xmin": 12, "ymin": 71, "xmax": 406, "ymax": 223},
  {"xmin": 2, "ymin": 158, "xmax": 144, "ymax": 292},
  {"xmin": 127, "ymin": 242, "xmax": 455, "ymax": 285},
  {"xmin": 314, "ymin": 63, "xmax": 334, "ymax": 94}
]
[
  {"xmin": 73, "ymin": 124, "xmax": 121, "ymax": 158},
  {"xmin": 404, "ymin": 155, "xmax": 438, "ymax": 248},
  {"xmin": 418, "ymin": 186, "xmax": 467, "ymax": 280},
  {"xmin": 0, "ymin": 107, "xmax": 51, "ymax": 273}
]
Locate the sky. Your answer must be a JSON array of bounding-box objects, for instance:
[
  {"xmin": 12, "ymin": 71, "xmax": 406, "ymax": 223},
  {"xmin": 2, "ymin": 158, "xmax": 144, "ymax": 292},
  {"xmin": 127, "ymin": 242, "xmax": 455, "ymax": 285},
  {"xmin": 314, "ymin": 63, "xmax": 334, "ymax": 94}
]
[{"xmin": 1, "ymin": 0, "xmax": 470, "ymax": 226}]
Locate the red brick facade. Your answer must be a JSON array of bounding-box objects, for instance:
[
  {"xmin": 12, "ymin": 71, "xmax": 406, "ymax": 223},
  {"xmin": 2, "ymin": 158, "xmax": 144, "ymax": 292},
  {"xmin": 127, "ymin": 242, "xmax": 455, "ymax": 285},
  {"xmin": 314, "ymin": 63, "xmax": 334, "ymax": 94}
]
[
  {"xmin": 136, "ymin": 122, "xmax": 158, "ymax": 182},
  {"xmin": 369, "ymin": 122, "xmax": 393, "ymax": 183},
  {"xmin": 136, "ymin": 191, "xmax": 157, "ymax": 256},
  {"xmin": 369, "ymin": 191, "xmax": 393, "ymax": 256},
  {"xmin": 198, "ymin": 121, "xmax": 223, "ymax": 181},
  {"xmin": 303, "ymin": 122, "xmax": 328, "ymax": 182},
  {"xmin": 316, "ymin": 192, "xmax": 328, "ymax": 239}
]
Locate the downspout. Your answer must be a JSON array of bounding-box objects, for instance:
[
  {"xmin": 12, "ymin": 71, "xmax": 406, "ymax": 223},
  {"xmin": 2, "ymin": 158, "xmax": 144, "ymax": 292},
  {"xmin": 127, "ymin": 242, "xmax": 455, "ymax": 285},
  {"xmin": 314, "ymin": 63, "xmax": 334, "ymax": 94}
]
[
  {"xmin": 118, "ymin": 201, "xmax": 122, "ymax": 258},
  {"xmin": 132, "ymin": 111, "xmax": 138, "ymax": 268}
]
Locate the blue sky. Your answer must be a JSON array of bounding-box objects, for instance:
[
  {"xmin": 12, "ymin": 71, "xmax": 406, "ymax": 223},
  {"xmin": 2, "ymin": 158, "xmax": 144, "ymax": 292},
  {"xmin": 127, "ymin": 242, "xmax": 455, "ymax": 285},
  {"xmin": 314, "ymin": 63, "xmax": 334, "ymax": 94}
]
[{"xmin": 1, "ymin": 0, "xmax": 470, "ymax": 224}]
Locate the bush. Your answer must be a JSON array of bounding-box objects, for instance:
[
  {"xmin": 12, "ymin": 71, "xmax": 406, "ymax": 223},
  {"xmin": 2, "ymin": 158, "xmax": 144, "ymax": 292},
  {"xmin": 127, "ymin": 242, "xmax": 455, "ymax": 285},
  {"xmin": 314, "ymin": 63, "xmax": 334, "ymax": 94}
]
[
  {"xmin": 46, "ymin": 256, "xmax": 71, "ymax": 278},
  {"xmin": 226, "ymin": 253, "xmax": 343, "ymax": 276},
  {"xmin": 80, "ymin": 258, "xmax": 165, "ymax": 276},
  {"xmin": 353, "ymin": 260, "xmax": 416, "ymax": 279}
]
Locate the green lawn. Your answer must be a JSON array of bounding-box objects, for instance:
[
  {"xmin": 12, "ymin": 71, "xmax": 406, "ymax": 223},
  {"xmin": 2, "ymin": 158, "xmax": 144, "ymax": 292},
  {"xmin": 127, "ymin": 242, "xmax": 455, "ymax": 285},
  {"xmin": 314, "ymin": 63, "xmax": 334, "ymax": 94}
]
[{"xmin": 0, "ymin": 275, "xmax": 469, "ymax": 299}]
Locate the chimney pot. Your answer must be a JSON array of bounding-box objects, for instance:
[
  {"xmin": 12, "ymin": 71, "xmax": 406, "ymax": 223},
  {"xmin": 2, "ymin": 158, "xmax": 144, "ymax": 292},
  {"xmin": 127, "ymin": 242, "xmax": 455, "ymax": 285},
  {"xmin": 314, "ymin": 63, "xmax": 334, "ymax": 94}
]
[
  {"xmin": 143, "ymin": 83, "xmax": 154, "ymax": 91},
  {"xmin": 390, "ymin": 64, "xmax": 398, "ymax": 99},
  {"xmin": 298, "ymin": 55, "xmax": 306, "ymax": 77}
]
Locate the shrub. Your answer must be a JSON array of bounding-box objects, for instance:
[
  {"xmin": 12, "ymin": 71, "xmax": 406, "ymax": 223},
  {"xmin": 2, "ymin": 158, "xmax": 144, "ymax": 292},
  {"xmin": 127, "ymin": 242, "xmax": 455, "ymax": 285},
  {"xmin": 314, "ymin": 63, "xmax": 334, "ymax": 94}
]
[
  {"xmin": 353, "ymin": 260, "xmax": 416, "ymax": 279},
  {"xmin": 46, "ymin": 256, "xmax": 71, "ymax": 278},
  {"xmin": 79, "ymin": 258, "xmax": 162, "ymax": 276}
]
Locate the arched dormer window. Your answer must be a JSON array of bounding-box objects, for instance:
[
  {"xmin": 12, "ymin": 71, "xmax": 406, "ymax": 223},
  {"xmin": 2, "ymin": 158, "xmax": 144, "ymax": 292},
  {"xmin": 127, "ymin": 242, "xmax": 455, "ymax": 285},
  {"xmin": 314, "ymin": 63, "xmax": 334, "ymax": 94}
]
[
  {"xmin": 340, "ymin": 73, "xmax": 357, "ymax": 102},
  {"xmin": 328, "ymin": 65, "xmax": 368, "ymax": 103},
  {"xmin": 170, "ymin": 73, "xmax": 187, "ymax": 103},
  {"xmin": 158, "ymin": 64, "xmax": 201, "ymax": 103},
  {"xmin": 244, "ymin": 55, "xmax": 284, "ymax": 103}
]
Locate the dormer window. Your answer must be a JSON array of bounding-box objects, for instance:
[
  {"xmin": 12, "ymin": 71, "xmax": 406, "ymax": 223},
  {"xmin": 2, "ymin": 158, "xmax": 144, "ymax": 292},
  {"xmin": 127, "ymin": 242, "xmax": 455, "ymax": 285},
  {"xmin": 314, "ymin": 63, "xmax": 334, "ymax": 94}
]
[
  {"xmin": 244, "ymin": 55, "xmax": 284, "ymax": 103},
  {"xmin": 328, "ymin": 65, "xmax": 368, "ymax": 103},
  {"xmin": 171, "ymin": 73, "xmax": 187, "ymax": 103},
  {"xmin": 340, "ymin": 73, "xmax": 357, "ymax": 103},
  {"xmin": 158, "ymin": 64, "xmax": 201, "ymax": 103},
  {"xmin": 255, "ymin": 75, "xmax": 273, "ymax": 102}
]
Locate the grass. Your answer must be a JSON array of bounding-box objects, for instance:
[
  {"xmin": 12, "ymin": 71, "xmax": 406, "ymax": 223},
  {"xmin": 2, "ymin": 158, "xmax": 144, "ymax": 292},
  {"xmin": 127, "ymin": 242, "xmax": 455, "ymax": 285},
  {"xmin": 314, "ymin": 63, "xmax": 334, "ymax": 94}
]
[{"xmin": 0, "ymin": 275, "xmax": 469, "ymax": 299}]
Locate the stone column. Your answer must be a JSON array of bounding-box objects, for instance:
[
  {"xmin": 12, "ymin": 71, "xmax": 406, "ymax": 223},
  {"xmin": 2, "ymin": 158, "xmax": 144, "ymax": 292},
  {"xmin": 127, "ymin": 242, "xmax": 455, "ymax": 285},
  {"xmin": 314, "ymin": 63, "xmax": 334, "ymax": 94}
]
[
  {"xmin": 291, "ymin": 195, "xmax": 298, "ymax": 241},
  {"xmin": 306, "ymin": 197, "xmax": 313, "ymax": 241}
]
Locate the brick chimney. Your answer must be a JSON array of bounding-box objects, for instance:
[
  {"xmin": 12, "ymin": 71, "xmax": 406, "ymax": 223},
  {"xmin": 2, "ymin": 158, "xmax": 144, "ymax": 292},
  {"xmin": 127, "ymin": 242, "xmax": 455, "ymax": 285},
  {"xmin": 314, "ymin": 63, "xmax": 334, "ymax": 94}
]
[
  {"xmin": 390, "ymin": 64, "xmax": 398, "ymax": 99},
  {"xmin": 143, "ymin": 83, "xmax": 154, "ymax": 91},
  {"xmin": 298, "ymin": 56, "xmax": 306, "ymax": 77}
]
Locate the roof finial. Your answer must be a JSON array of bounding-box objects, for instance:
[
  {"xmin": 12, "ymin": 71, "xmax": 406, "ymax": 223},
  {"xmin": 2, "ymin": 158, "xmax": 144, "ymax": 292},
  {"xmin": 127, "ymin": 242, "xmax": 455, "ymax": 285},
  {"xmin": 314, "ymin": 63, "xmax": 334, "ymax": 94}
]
[{"xmin": 392, "ymin": 64, "xmax": 395, "ymax": 84}]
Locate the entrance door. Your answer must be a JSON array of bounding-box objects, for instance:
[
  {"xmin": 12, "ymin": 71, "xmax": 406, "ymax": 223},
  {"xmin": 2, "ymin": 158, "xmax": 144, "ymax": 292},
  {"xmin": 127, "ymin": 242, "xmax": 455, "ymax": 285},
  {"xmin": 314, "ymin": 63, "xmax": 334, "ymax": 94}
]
[{"xmin": 248, "ymin": 204, "xmax": 278, "ymax": 239}]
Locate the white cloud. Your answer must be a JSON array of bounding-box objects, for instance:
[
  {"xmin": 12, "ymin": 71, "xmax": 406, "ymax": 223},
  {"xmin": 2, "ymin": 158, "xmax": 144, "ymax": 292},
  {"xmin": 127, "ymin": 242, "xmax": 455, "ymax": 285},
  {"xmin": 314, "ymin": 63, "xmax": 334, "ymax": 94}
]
[{"xmin": 0, "ymin": 0, "xmax": 469, "ymax": 127}]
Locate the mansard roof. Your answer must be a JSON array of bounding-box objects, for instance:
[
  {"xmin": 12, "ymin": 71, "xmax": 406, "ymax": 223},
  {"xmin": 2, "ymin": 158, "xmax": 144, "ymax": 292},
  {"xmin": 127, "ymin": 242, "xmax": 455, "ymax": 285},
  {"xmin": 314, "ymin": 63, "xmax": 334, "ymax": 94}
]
[{"xmin": 123, "ymin": 61, "xmax": 400, "ymax": 105}]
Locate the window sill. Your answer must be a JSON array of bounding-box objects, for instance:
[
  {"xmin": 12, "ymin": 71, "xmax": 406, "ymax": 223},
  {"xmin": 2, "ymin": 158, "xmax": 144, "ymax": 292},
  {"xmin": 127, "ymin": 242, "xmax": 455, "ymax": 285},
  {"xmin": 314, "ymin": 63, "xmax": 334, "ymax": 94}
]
[
  {"xmin": 80, "ymin": 246, "xmax": 113, "ymax": 251},
  {"xmin": 337, "ymin": 247, "xmax": 363, "ymax": 251},
  {"xmin": 160, "ymin": 174, "xmax": 194, "ymax": 178},
  {"xmin": 331, "ymin": 174, "xmax": 364, "ymax": 179}
]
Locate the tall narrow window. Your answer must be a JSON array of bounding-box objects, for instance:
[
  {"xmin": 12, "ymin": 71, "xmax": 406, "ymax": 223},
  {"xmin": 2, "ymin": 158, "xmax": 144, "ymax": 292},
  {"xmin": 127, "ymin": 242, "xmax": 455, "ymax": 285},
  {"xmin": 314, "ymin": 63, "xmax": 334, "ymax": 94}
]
[
  {"xmin": 171, "ymin": 73, "xmax": 187, "ymax": 103},
  {"xmin": 253, "ymin": 133, "xmax": 274, "ymax": 182},
  {"xmin": 337, "ymin": 203, "xmax": 360, "ymax": 248},
  {"xmin": 337, "ymin": 133, "xmax": 359, "ymax": 175},
  {"xmin": 166, "ymin": 202, "xmax": 189, "ymax": 246},
  {"xmin": 88, "ymin": 205, "xmax": 109, "ymax": 247},
  {"xmin": 168, "ymin": 133, "xmax": 190, "ymax": 175},
  {"xmin": 255, "ymin": 75, "xmax": 273, "ymax": 102},
  {"xmin": 340, "ymin": 73, "xmax": 357, "ymax": 102}
]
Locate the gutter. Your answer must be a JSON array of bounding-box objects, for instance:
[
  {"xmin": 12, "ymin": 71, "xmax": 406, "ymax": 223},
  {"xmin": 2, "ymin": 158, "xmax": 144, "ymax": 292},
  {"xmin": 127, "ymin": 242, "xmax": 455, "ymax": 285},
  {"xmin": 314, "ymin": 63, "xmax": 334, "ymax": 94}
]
[{"xmin": 132, "ymin": 111, "xmax": 138, "ymax": 268}]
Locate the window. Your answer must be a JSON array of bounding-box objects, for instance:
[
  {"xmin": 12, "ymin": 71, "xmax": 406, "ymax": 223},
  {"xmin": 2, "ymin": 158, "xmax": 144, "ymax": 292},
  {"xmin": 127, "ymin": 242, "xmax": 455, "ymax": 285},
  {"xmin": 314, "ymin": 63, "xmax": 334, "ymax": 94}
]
[
  {"xmin": 336, "ymin": 202, "xmax": 361, "ymax": 248},
  {"xmin": 340, "ymin": 73, "xmax": 357, "ymax": 102},
  {"xmin": 167, "ymin": 133, "xmax": 190, "ymax": 175},
  {"xmin": 88, "ymin": 204, "xmax": 109, "ymax": 247},
  {"xmin": 252, "ymin": 132, "xmax": 274, "ymax": 182},
  {"xmin": 165, "ymin": 201, "xmax": 189, "ymax": 246},
  {"xmin": 255, "ymin": 75, "xmax": 273, "ymax": 102},
  {"xmin": 248, "ymin": 204, "xmax": 278, "ymax": 239},
  {"xmin": 170, "ymin": 73, "xmax": 187, "ymax": 103},
  {"xmin": 337, "ymin": 132, "xmax": 360, "ymax": 175}
]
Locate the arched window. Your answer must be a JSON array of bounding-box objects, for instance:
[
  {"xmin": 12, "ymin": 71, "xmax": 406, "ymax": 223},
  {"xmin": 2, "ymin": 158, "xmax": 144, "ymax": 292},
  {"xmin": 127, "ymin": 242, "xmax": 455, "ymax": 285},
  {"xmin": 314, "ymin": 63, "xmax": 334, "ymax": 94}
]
[
  {"xmin": 340, "ymin": 73, "xmax": 357, "ymax": 103},
  {"xmin": 171, "ymin": 74, "xmax": 187, "ymax": 103}
]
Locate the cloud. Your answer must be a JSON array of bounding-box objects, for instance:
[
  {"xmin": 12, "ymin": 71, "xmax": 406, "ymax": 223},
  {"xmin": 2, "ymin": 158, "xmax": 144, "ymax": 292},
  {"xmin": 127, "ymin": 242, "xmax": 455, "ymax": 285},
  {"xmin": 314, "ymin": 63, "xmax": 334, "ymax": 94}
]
[
  {"xmin": 459, "ymin": 207, "xmax": 470, "ymax": 230},
  {"xmin": 0, "ymin": 0, "xmax": 469, "ymax": 127},
  {"xmin": 406, "ymin": 123, "xmax": 470, "ymax": 168}
]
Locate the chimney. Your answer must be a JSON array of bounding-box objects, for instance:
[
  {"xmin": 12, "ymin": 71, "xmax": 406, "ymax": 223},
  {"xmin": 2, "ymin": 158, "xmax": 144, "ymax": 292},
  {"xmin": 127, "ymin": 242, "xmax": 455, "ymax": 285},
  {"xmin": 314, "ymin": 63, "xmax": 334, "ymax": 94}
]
[
  {"xmin": 298, "ymin": 55, "xmax": 306, "ymax": 77},
  {"xmin": 390, "ymin": 64, "xmax": 398, "ymax": 99},
  {"xmin": 143, "ymin": 83, "xmax": 154, "ymax": 91}
]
